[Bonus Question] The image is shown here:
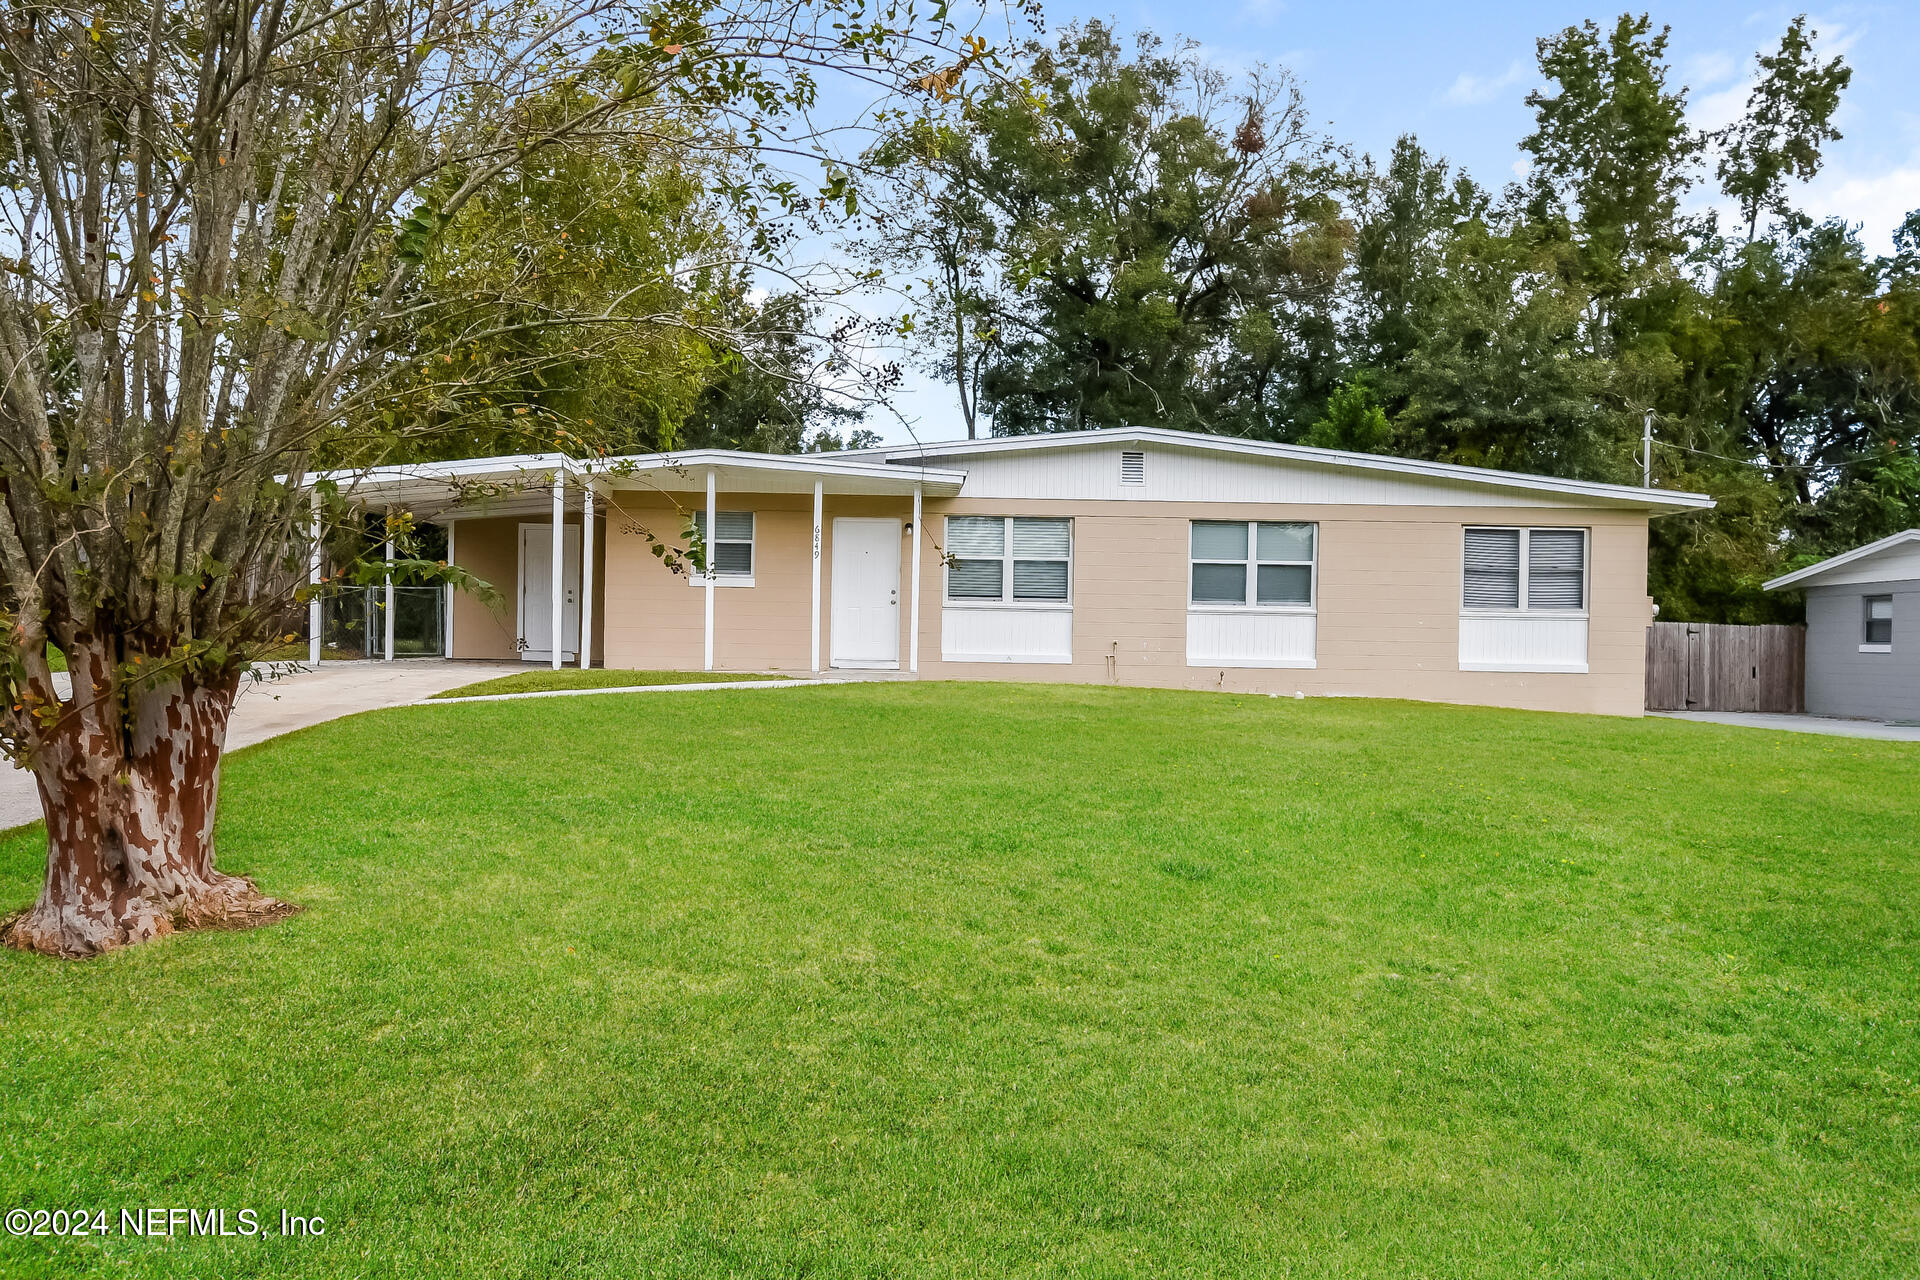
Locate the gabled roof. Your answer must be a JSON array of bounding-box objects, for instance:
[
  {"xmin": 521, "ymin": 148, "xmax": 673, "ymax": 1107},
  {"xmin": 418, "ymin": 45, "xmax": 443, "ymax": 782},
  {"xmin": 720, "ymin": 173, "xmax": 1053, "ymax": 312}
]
[
  {"xmin": 1764, "ymin": 529, "xmax": 1920, "ymax": 591},
  {"xmin": 837, "ymin": 426, "xmax": 1714, "ymax": 514}
]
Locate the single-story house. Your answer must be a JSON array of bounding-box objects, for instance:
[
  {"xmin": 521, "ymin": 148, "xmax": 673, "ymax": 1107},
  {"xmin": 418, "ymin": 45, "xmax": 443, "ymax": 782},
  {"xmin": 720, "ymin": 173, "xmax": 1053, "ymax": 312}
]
[
  {"xmin": 324, "ymin": 427, "xmax": 1713, "ymax": 716},
  {"xmin": 1764, "ymin": 529, "xmax": 1920, "ymax": 721}
]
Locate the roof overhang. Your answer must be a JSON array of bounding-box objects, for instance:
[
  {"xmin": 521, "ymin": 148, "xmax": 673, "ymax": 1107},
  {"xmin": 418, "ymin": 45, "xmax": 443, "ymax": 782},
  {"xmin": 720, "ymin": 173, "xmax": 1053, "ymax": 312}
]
[
  {"xmin": 304, "ymin": 449, "xmax": 964, "ymax": 519},
  {"xmin": 844, "ymin": 426, "xmax": 1716, "ymax": 514},
  {"xmin": 1764, "ymin": 529, "xmax": 1920, "ymax": 590}
]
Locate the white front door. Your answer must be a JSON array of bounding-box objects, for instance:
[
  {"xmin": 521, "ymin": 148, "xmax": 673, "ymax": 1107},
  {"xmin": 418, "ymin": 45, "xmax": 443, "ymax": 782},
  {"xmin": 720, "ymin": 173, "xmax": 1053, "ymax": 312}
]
[
  {"xmin": 519, "ymin": 523, "xmax": 582, "ymax": 662},
  {"xmin": 831, "ymin": 517, "xmax": 901, "ymax": 669}
]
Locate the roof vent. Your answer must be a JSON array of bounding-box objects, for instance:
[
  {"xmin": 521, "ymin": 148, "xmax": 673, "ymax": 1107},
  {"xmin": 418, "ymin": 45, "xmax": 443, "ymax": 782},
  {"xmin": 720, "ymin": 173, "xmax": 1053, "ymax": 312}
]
[{"xmin": 1120, "ymin": 450, "xmax": 1146, "ymax": 485}]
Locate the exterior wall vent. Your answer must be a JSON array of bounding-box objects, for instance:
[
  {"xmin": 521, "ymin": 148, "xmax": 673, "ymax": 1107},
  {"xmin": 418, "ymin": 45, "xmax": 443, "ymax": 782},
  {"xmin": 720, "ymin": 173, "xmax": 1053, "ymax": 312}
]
[{"xmin": 1120, "ymin": 450, "xmax": 1146, "ymax": 485}]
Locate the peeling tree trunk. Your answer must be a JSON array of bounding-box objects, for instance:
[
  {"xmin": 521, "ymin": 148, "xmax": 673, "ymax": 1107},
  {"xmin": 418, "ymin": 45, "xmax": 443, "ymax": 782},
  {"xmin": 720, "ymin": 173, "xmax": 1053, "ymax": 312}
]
[{"xmin": 2, "ymin": 648, "xmax": 292, "ymax": 958}]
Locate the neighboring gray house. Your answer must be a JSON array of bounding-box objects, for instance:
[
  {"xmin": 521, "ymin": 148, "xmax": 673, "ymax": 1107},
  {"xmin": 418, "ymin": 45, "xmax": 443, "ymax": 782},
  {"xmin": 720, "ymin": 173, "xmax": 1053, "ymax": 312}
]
[{"xmin": 1765, "ymin": 530, "xmax": 1920, "ymax": 721}]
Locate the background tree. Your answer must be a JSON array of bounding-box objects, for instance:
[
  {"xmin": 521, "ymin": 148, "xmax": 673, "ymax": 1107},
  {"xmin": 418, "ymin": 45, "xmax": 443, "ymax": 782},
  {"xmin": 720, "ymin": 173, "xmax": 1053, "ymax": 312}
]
[
  {"xmin": 1715, "ymin": 15, "xmax": 1851, "ymax": 242},
  {"xmin": 0, "ymin": 0, "xmax": 981, "ymax": 958},
  {"xmin": 872, "ymin": 22, "xmax": 1351, "ymax": 438}
]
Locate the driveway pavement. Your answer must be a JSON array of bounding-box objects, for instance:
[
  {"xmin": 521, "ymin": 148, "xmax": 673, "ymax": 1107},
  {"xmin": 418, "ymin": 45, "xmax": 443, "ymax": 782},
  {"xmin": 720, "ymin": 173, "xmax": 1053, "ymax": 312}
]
[
  {"xmin": 1, "ymin": 660, "xmax": 515, "ymax": 832},
  {"xmin": 1653, "ymin": 710, "xmax": 1920, "ymax": 741}
]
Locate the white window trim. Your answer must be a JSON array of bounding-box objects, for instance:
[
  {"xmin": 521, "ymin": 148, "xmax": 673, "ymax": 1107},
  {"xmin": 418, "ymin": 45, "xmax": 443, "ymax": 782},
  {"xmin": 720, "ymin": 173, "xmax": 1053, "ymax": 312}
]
[
  {"xmin": 943, "ymin": 515, "xmax": 1073, "ymax": 608},
  {"xmin": 1862, "ymin": 595, "xmax": 1894, "ymax": 651},
  {"xmin": 1188, "ymin": 520, "xmax": 1318, "ymax": 612},
  {"xmin": 689, "ymin": 510, "xmax": 755, "ymax": 588},
  {"xmin": 1460, "ymin": 525, "xmax": 1590, "ymax": 617}
]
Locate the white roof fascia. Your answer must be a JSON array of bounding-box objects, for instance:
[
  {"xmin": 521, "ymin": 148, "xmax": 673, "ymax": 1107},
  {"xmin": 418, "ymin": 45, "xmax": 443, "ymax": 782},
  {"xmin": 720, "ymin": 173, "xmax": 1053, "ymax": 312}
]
[
  {"xmin": 299, "ymin": 450, "xmax": 966, "ymax": 495},
  {"xmin": 592, "ymin": 450, "xmax": 966, "ymax": 490},
  {"xmin": 1763, "ymin": 529, "xmax": 1920, "ymax": 590},
  {"xmin": 867, "ymin": 426, "xmax": 1715, "ymax": 513}
]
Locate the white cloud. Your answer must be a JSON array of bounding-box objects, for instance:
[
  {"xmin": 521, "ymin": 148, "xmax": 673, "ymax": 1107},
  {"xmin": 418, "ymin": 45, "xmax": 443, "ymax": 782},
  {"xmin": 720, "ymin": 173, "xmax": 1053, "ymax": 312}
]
[
  {"xmin": 1683, "ymin": 50, "xmax": 1740, "ymax": 88},
  {"xmin": 1443, "ymin": 59, "xmax": 1529, "ymax": 107},
  {"xmin": 1799, "ymin": 161, "xmax": 1920, "ymax": 252},
  {"xmin": 1238, "ymin": 0, "xmax": 1286, "ymax": 24}
]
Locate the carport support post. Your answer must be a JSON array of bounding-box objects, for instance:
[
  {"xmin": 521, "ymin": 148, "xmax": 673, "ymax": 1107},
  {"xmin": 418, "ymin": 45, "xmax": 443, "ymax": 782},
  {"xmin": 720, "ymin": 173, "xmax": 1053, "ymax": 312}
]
[
  {"xmin": 550, "ymin": 470, "xmax": 564, "ymax": 670},
  {"xmin": 578, "ymin": 483, "xmax": 595, "ymax": 670},
  {"xmin": 307, "ymin": 489, "xmax": 322, "ymax": 666},
  {"xmin": 909, "ymin": 484, "xmax": 922, "ymax": 674},
  {"xmin": 444, "ymin": 521, "xmax": 457, "ymax": 658},
  {"xmin": 382, "ymin": 506, "xmax": 395, "ymax": 662},
  {"xmin": 810, "ymin": 479, "xmax": 823, "ymax": 674},
  {"xmin": 703, "ymin": 469, "xmax": 716, "ymax": 672}
]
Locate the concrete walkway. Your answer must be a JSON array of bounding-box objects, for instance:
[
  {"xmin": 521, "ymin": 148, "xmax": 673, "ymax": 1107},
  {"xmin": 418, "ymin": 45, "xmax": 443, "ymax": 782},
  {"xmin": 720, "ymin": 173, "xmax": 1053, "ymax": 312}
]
[
  {"xmin": 1653, "ymin": 710, "xmax": 1920, "ymax": 741},
  {"xmin": 1, "ymin": 660, "xmax": 514, "ymax": 833}
]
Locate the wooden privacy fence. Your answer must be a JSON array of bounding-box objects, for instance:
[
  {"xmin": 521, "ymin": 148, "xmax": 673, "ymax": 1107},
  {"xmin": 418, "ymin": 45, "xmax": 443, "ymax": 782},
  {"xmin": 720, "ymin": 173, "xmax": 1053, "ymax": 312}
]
[{"xmin": 1645, "ymin": 622, "xmax": 1805, "ymax": 713}]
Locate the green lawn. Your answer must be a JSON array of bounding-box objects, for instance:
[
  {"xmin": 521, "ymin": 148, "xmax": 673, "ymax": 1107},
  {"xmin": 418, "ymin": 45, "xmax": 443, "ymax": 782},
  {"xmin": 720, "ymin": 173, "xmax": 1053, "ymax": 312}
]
[
  {"xmin": 1, "ymin": 684, "xmax": 1915, "ymax": 1278},
  {"xmin": 430, "ymin": 667, "xmax": 780, "ymax": 699}
]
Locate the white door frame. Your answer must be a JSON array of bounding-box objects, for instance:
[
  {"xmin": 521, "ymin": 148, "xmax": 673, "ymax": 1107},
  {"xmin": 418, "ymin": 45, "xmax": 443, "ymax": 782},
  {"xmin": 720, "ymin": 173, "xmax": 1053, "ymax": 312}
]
[
  {"xmin": 830, "ymin": 516, "xmax": 901, "ymax": 669},
  {"xmin": 518, "ymin": 522, "xmax": 582, "ymax": 662}
]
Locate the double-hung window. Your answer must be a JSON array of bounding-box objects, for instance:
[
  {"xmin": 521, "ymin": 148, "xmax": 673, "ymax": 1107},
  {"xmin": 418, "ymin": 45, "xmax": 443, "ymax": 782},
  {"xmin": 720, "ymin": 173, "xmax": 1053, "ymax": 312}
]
[
  {"xmin": 1863, "ymin": 595, "xmax": 1894, "ymax": 651},
  {"xmin": 945, "ymin": 516, "xmax": 1071, "ymax": 604},
  {"xmin": 1462, "ymin": 527, "xmax": 1587, "ymax": 612},
  {"xmin": 691, "ymin": 510, "xmax": 754, "ymax": 585},
  {"xmin": 1190, "ymin": 521, "xmax": 1316, "ymax": 608},
  {"xmin": 1459, "ymin": 526, "xmax": 1589, "ymax": 673}
]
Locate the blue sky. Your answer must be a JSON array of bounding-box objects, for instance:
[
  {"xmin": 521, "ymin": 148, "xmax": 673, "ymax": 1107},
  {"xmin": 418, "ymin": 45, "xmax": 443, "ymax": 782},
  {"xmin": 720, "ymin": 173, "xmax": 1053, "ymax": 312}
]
[{"xmin": 859, "ymin": 2, "xmax": 1920, "ymax": 443}]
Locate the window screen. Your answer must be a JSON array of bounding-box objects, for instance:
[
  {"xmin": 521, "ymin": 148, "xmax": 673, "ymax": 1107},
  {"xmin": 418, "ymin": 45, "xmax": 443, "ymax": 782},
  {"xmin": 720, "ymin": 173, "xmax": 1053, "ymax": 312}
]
[
  {"xmin": 1464, "ymin": 527, "xmax": 1584, "ymax": 612},
  {"xmin": 1865, "ymin": 595, "xmax": 1894, "ymax": 646},
  {"xmin": 945, "ymin": 516, "xmax": 1071, "ymax": 603},
  {"xmin": 1462, "ymin": 528, "xmax": 1521, "ymax": 609},
  {"xmin": 1191, "ymin": 521, "xmax": 1316, "ymax": 607},
  {"xmin": 693, "ymin": 510, "xmax": 754, "ymax": 577},
  {"xmin": 1526, "ymin": 530, "xmax": 1586, "ymax": 610}
]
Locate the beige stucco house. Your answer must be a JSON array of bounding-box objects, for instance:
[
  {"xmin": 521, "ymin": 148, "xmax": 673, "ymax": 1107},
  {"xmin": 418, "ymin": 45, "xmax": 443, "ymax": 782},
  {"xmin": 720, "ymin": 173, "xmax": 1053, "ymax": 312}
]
[{"xmin": 330, "ymin": 427, "xmax": 1713, "ymax": 716}]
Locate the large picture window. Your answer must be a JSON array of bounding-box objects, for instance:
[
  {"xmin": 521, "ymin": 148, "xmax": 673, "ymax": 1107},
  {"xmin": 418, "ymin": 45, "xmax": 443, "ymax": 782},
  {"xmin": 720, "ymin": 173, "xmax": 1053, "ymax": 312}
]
[
  {"xmin": 1190, "ymin": 521, "xmax": 1316, "ymax": 607},
  {"xmin": 946, "ymin": 516, "xmax": 1071, "ymax": 603},
  {"xmin": 691, "ymin": 510, "xmax": 754, "ymax": 583},
  {"xmin": 1463, "ymin": 527, "xmax": 1586, "ymax": 612}
]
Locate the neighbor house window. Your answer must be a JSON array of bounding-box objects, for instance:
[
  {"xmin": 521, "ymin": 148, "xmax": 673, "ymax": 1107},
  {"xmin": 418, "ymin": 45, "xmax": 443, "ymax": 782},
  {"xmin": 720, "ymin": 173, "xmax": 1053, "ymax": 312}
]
[
  {"xmin": 1864, "ymin": 595, "xmax": 1893, "ymax": 649},
  {"xmin": 1190, "ymin": 521, "xmax": 1316, "ymax": 608},
  {"xmin": 1463, "ymin": 527, "xmax": 1587, "ymax": 612},
  {"xmin": 691, "ymin": 510, "xmax": 753, "ymax": 583},
  {"xmin": 946, "ymin": 516, "xmax": 1071, "ymax": 603}
]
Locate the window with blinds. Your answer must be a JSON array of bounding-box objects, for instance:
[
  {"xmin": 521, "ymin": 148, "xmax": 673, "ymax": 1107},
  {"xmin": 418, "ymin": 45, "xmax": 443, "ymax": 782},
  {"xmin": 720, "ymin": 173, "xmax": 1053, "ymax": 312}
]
[
  {"xmin": 1864, "ymin": 595, "xmax": 1893, "ymax": 647},
  {"xmin": 946, "ymin": 516, "xmax": 1071, "ymax": 603},
  {"xmin": 1462, "ymin": 527, "xmax": 1586, "ymax": 612},
  {"xmin": 1190, "ymin": 521, "xmax": 1316, "ymax": 607},
  {"xmin": 692, "ymin": 510, "xmax": 754, "ymax": 578}
]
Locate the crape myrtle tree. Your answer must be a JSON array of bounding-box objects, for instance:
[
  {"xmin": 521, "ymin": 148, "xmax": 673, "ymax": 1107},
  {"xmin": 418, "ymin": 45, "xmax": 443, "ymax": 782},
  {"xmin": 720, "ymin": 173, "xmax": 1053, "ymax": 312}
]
[{"xmin": 0, "ymin": 0, "xmax": 989, "ymax": 958}]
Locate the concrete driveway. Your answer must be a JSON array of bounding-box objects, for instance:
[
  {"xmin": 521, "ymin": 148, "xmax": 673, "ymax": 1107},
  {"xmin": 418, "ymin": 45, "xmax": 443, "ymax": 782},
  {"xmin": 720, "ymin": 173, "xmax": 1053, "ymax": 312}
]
[
  {"xmin": 1653, "ymin": 710, "xmax": 1920, "ymax": 741},
  {"xmin": 1, "ymin": 660, "xmax": 515, "ymax": 833}
]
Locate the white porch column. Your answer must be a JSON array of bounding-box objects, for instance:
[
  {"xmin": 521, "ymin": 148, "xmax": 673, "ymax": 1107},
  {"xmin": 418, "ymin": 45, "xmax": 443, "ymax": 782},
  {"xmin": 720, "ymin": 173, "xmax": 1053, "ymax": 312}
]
[
  {"xmin": 444, "ymin": 520, "xmax": 457, "ymax": 659},
  {"xmin": 550, "ymin": 470, "xmax": 564, "ymax": 670},
  {"xmin": 382, "ymin": 506, "xmax": 396, "ymax": 662},
  {"xmin": 703, "ymin": 469, "xmax": 717, "ymax": 671},
  {"xmin": 810, "ymin": 479, "xmax": 823, "ymax": 674},
  {"xmin": 578, "ymin": 483, "xmax": 595, "ymax": 670},
  {"xmin": 909, "ymin": 483, "xmax": 922, "ymax": 674},
  {"xmin": 307, "ymin": 490, "xmax": 324, "ymax": 665}
]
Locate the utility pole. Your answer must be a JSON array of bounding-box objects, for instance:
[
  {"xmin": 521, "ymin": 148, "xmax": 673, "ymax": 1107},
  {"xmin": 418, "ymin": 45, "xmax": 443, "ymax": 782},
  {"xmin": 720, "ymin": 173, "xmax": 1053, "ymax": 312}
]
[{"xmin": 1642, "ymin": 410, "xmax": 1654, "ymax": 488}]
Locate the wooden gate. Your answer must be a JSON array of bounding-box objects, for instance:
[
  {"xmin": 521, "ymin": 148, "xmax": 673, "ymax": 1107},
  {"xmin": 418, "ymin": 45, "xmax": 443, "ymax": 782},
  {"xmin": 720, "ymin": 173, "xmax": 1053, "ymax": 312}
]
[{"xmin": 1645, "ymin": 622, "xmax": 1805, "ymax": 712}]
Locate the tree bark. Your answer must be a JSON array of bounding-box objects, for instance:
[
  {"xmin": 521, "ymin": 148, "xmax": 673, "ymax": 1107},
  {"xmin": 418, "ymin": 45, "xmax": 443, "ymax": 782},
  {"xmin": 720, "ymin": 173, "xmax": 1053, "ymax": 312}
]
[{"xmin": 2, "ymin": 649, "xmax": 293, "ymax": 958}]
